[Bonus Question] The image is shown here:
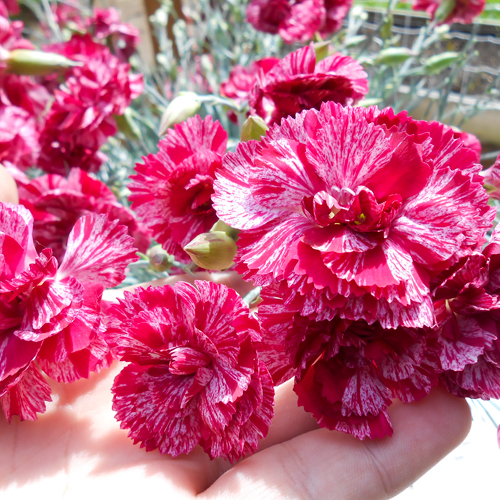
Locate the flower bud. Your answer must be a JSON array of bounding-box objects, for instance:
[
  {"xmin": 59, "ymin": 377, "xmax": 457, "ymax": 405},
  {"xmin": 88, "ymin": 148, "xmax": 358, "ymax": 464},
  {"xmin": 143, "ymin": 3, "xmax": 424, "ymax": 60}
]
[
  {"xmin": 184, "ymin": 231, "xmax": 237, "ymax": 270},
  {"xmin": 314, "ymin": 41, "xmax": 330, "ymax": 62},
  {"xmin": 210, "ymin": 220, "xmax": 240, "ymax": 241},
  {"xmin": 5, "ymin": 49, "xmax": 80, "ymax": 76},
  {"xmin": 148, "ymin": 245, "xmax": 175, "ymax": 272},
  {"xmin": 240, "ymin": 115, "xmax": 268, "ymax": 142},
  {"xmin": 374, "ymin": 47, "xmax": 414, "ymax": 66},
  {"xmin": 159, "ymin": 92, "xmax": 201, "ymax": 136},
  {"xmin": 423, "ymin": 52, "xmax": 460, "ymax": 75},
  {"xmin": 434, "ymin": 0, "xmax": 456, "ymax": 23},
  {"xmin": 114, "ymin": 108, "xmax": 141, "ymax": 141}
]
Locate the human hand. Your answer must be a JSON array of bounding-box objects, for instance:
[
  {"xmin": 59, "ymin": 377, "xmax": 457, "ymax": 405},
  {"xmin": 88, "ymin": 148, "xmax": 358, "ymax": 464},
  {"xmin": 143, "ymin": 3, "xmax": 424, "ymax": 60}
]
[{"xmin": 0, "ymin": 273, "xmax": 472, "ymax": 500}]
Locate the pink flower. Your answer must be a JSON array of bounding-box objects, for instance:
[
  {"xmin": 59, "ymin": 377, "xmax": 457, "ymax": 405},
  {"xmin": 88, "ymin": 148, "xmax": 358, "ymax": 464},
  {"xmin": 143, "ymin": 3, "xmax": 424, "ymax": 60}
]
[
  {"xmin": 0, "ymin": 105, "xmax": 39, "ymax": 170},
  {"xmin": 91, "ymin": 8, "xmax": 140, "ymax": 61},
  {"xmin": 321, "ymin": 0, "xmax": 353, "ymax": 35},
  {"xmin": 482, "ymin": 152, "xmax": 500, "ymax": 200},
  {"xmin": 0, "ymin": 203, "xmax": 138, "ymax": 420},
  {"xmin": 130, "ymin": 115, "xmax": 228, "ymax": 263},
  {"xmin": 220, "ymin": 64, "xmax": 260, "ymax": 106},
  {"xmin": 246, "ymin": 0, "xmax": 325, "ymax": 44},
  {"xmin": 431, "ymin": 228, "xmax": 500, "ymax": 399},
  {"xmin": 413, "ymin": 0, "xmax": 485, "ymax": 24},
  {"xmin": 39, "ymin": 34, "xmax": 143, "ymax": 174},
  {"xmin": 214, "ymin": 103, "xmax": 494, "ymax": 329},
  {"xmin": 248, "ymin": 45, "xmax": 368, "ymax": 126},
  {"xmin": 12, "ymin": 167, "xmax": 150, "ymax": 262},
  {"xmin": 0, "ymin": 75, "xmax": 51, "ymax": 117},
  {"xmin": 258, "ymin": 286, "xmax": 441, "ymax": 438},
  {"xmin": 105, "ymin": 280, "xmax": 274, "ymax": 461}
]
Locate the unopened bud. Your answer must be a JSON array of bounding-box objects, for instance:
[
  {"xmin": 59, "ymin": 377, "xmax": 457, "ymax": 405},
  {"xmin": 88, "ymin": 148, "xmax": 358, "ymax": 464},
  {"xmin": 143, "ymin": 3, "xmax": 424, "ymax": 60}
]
[
  {"xmin": 374, "ymin": 47, "xmax": 414, "ymax": 66},
  {"xmin": 314, "ymin": 41, "xmax": 330, "ymax": 62},
  {"xmin": 184, "ymin": 231, "xmax": 237, "ymax": 270},
  {"xmin": 159, "ymin": 92, "xmax": 201, "ymax": 136},
  {"xmin": 147, "ymin": 245, "xmax": 175, "ymax": 272},
  {"xmin": 114, "ymin": 108, "xmax": 141, "ymax": 141},
  {"xmin": 240, "ymin": 115, "xmax": 268, "ymax": 142},
  {"xmin": 210, "ymin": 220, "xmax": 240, "ymax": 241},
  {"xmin": 434, "ymin": 0, "xmax": 456, "ymax": 23},
  {"xmin": 380, "ymin": 13, "xmax": 393, "ymax": 40},
  {"xmin": 6, "ymin": 49, "xmax": 80, "ymax": 76},
  {"xmin": 423, "ymin": 52, "xmax": 460, "ymax": 75}
]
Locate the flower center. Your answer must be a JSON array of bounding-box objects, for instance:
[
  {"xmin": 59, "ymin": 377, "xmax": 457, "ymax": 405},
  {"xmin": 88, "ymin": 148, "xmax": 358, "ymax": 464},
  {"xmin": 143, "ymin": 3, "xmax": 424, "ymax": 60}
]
[
  {"xmin": 302, "ymin": 187, "xmax": 402, "ymax": 236},
  {"xmin": 167, "ymin": 346, "xmax": 212, "ymax": 375}
]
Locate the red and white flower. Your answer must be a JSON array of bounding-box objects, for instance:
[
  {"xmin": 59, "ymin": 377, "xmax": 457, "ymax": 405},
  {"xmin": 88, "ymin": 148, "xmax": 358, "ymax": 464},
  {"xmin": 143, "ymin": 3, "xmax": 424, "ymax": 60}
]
[
  {"xmin": 214, "ymin": 103, "xmax": 493, "ymax": 329},
  {"xmin": 130, "ymin": 115, "xmax": 228, "ymax": 263},
  {"xmin": 0, "ymin": 202, "xmax": 138, "ymax": 420},
  {"xmin": 106, "ymin": 280, "xmax": 274, "ymax": 462},
  {"xmin": 248, "ymin": 45, "xmax": 368, "ymax": 126}
]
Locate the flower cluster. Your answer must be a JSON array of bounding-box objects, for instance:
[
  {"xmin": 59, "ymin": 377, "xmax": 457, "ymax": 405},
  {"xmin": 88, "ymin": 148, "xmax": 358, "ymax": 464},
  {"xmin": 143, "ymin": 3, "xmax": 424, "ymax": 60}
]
[
  {"xmin": 412, "ymin": 0, "xmax": 485, "ymax": 25},
  {"xmin": 105, "ymin": 280, "xmax": 274, "ymax": 462},
  {"xmin": 246, "ymin": 0, "xmax": 353, "ymax": 43},
  {"xmin": 0, "ymin": 202, "xmax": 138, "ymax": 420},
  {"xmin": 213, "ymin": 102, "xmax": 496, "ymax": 438},
  {"xmin": 129, "ymin": 115, "xmax": 227, "ymax": 263}
]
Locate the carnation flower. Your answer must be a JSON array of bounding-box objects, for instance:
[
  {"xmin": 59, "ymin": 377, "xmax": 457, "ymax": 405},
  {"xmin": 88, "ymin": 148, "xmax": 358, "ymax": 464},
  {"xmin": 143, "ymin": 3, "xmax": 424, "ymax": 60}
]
[
  {"xmin": 246, "ymin": 0, "xmax": 325, "ymax": 44},
  {"xmin": 105, "ymin": 280, "xmax": 274, "ymax": 461},
  {"xmin": 220, "ymin": 64, "xmax": 260, "ymax": 106},
  {"xmin": 431, "ymin": 228, "xmax": 500, "ymax": 399},
  {"xmin": 0, "ymin": 105, "xmax": 39, "ymax": 169},
  {"xmin": 0, "ymin": 74, "xmax": 51, "ymax": 117},
  {"xmin": 12, "ymin": 167, "xmax": 150, "ymax": 262},
  {"xmin": 482, "ymin": 153, "xmax": 500, "ymax": 200},
  {"xmin": 130, "ymin": 115, "xmax": 228, "ymax": 263},
  {"xmin": 214, "ymin": 103, "xmax": 494, "ymax": 329},
  {"xmin": 246, "ymin": 0, "xmax": 351, "ymax": 43},
  {"xmin": 0, "ymin": 203, "xmax": 138, "ymax": 420},
  {"xmin": 39, "ymin": 34, "xmax": 143, "ymax": 174},
  {"xmin": 413, "ymin": 0, "xmax": 485, "ymax": 25},
  {"xmin": 258, "ymin": 285, "xmax": 441, "ymax": 438},
  {"xmin": 92, "ymin": 8, "xmax": 140, "ymax": 61},
  {"xmin": 248, "ymin": 45, "xmax": 368, "ymax": 126}
]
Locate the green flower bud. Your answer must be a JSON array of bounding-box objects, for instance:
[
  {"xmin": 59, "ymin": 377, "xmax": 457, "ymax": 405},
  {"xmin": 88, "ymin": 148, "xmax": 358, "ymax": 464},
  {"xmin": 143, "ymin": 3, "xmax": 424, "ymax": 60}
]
[
  {"xmin": 5, "ymin": 49, "xmax": 80, "ymax": 76},
  {"xmin": 159, "ymin": 92, "xmax": 201, "ymax": 136},
  {"xmin": 374, "ymin": 47, "xmax": 414, "ymax": 66},
  {"xmin": 434, "ymin": 0, "xmax": 456, "ymax": 23},
  {"xmin": 380, "ymin": 14, "xmax": 393, "ymax": 40},
  {"xmin": 423, "ymin": 52, "xmax": 460, "ymax": 75},
  {"xmin": 114, "ymin": 108, "xmax": 141, "ymax": 141},
  {"xmin": 210, "ymin": 220, "xmax": 240, "ymax": 241},
  {"xmin": 147, "ymin": 245, "xmax": 175, "ymax": 272},
  {"xmin": 240, "ymin": 115, "xmax": 269, "ymax": 142},
  {"xmin": 314, "ymin": 41, "xmax": 330, "ymax": 62},
  {"xmin": 184, "ymin": 231, "xmax": 237, "ymax": 270}
]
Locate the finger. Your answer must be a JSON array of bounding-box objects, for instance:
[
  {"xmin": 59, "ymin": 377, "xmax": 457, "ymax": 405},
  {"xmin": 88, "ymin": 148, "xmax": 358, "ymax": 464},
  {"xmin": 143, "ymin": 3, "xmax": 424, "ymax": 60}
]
[
  {"xmin": 199, "ymin": 385, "xmax": 472, "ymax": 500},
  {"xmin": 0, "ymin": 165, "xmax": 19, "ymax": 205}
]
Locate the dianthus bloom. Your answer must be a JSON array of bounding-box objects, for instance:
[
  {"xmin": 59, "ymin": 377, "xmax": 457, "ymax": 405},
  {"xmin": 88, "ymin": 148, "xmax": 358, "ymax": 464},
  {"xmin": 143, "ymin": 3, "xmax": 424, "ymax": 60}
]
[
  {"xmin": 0, "ymin": 203, "xmax": 138, "ymax": 420},
  {"xmin": 129, "ymin": 115, "xmax": 227, "ymax": 263},
  {"xmin": 0, "ymin": 105, "xmax": 39, "ymax": 169},
  {"xmin": 482, "ymin": 152, "xmax": 500, "ymax": 200},
  {"xmin": 11, "ymin": 167, "xmax": 150, "ymax": 262},
  {"xmin": 413, "ymin": 0, "xmax": 485, "ymax": 24},
  {"xmin": 105, "ymin": 280, "xmax": 274, "ymax": 462},
  {"xmin": 92, "ymin": 8, "xmax": 140, "ymax": 61},
  {"xmin": 214, "ymin": 102, "xmax": 494, "ymax": 329},
  {"xmin": 39, "ymin": 34, "xmax": 143, "ymax": 174},
  {"xmin": 248, "ymin": 45, "xmax": 368, "ymax": 126},
  {"xmin": 246, "ymin": 0, "xmax": 352, "ymax": 43}
]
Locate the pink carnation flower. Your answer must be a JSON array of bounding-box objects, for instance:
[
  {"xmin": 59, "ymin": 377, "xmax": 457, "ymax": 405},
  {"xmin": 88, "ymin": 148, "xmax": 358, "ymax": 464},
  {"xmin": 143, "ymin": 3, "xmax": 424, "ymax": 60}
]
[
  {"xmin": 0, "ymin": 105, "xmax": 39, "ymax": 170},
  {"xmin": 39, "ymin": 34, "xmax": 143, "ymax": 174},
  {"xmin": 214, "ymin": 103, "xmax": 494, "ymax": 329},
  {"xmin": 0, "ymin": 203, "xmax": 138, "ymax": 420},
  {"xmin": 105, "ymin": 280, "xmax": 274, "ymax": 461},
  {"xmin": 91, "ymin": 8, "xmax": 140, "ymax": 61},
  {"xmin": 482, "ymin": 152, "xmax": 500, "ymax": 200},
  {"xmin": 413, "ymin": 0, "xmax": 485, "ymax": 24},
  {"xmin": 248, "ymin": 44, "xmax": 368, "ymax": 126},
  {"xmin": 246, "ymin": 0, "xmax": 351, "ymax": 43},
  {"xmin": 130, "ymin": 115, "xmax": 228, "ymax": 263},
  {"xmin": 258, "ymin": 286, "xmax": 441, "ymax": 438},
  {"xmin": 12, "ymin": 167, "xmax": 150, "ymax": 262},
  {"xmin": 0, "ymin": 75, "xmax": 51, "ymax": 117}
]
